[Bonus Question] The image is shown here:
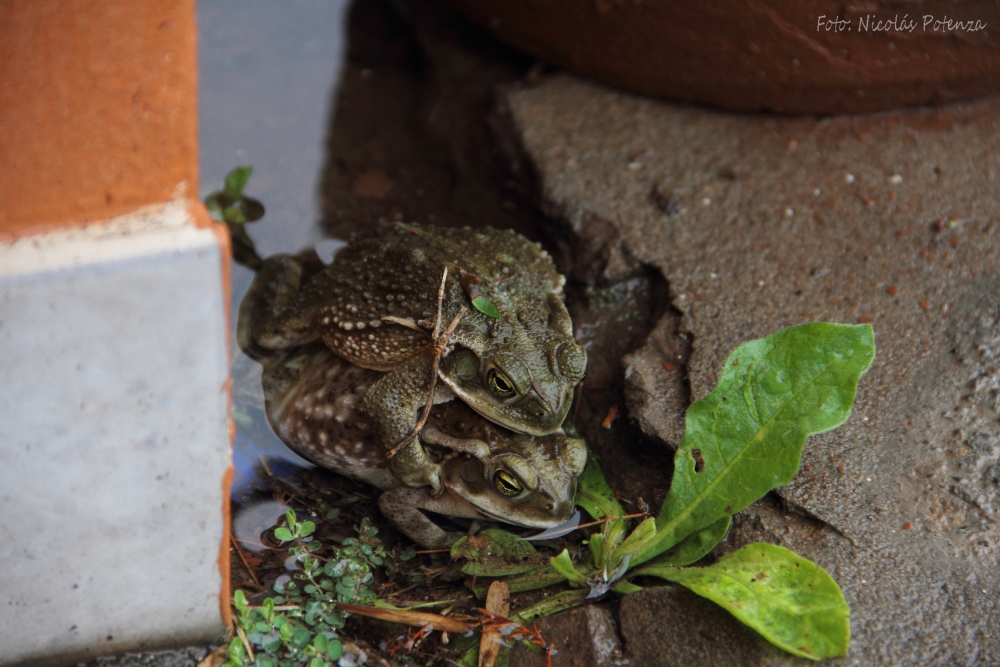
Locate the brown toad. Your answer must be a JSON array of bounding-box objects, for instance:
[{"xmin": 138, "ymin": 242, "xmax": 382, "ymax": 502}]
[
  {"xmin": 262, "ymin": 344, "xmax": 586, "ymax": 548},
  {"xmin": 239, "ymin": 222, "xmax": 587, "ymax": 493}
]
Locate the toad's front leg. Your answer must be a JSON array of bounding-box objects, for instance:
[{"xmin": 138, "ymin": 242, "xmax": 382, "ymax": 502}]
[
  {"xmin": 365, "ymin": 353, "xmax": 455, "ymax": 495},
  {"xmin": 378, "ymin": 487, "xmax": 479, "ymax": 548},
  {"xmin": 238, "ymin": 250, "xmax": 325, "ymax": 358}
]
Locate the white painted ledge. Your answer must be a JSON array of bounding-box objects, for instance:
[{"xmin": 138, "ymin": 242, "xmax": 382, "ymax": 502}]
[{"xmin": 0, "ymin": 201, "xmax": 232, "ymax": 665}]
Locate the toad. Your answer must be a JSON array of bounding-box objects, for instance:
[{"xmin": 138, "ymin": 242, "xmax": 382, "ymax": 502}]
[{"xmin": 239, "ymin": 222, "xmax": 587, "ymax": 494}]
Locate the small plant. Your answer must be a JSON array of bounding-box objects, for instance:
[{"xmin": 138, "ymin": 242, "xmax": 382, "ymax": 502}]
[
  {"xmin": 456, "ymin": 322, "xmax": 875, "ymax": 661},
  {"xmin": 204, "ymin": 165, "xmax": 266, "ymax": 270},
  {"xmin": 228, "ymin": 512, "xmax": 389, "ymax": 667}
]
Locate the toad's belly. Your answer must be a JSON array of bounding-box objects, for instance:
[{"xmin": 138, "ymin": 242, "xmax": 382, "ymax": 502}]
[{"xmin": 263, "ymin": 344, "xmax": 400, "ymax": 490}]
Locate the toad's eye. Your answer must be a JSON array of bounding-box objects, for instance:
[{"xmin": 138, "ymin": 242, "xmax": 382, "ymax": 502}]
[
  {"xmin": 487, "ymin": 368, "xmax": 516, "ymax": 399},
  {"xmin": 493, "ymin": 470, "xmax": 523, "ymax": 497}
]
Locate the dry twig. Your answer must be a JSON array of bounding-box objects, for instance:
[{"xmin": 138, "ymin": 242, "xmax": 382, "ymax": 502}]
[
  {"xmin": 230, "ymin": 534, "xmax": 261, "ymax": 587},
  {"xmin": 574, "ymin": 511, "xmax": 651, "ymax": 531},
  {"xmin": 387, "ymin": 267, "xmax": 467, "ymax": 459}
]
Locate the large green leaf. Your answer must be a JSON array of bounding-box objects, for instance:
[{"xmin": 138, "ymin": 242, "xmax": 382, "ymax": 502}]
[
  {"xmin": 635, "ymin": 543, "xmax": 850, "ymax": 660},
  {"xmin": 634, "ymin": 323, "xmax": 874, "ymax": 566},
  {"xmin": 654, "ymin": 515, "xmax": 731, "ymax": 568}
]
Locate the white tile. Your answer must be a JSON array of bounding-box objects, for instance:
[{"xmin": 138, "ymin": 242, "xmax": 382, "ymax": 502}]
[{"xmin": 0, "ymin": 201, "xmax": 231, "ymax": 665}]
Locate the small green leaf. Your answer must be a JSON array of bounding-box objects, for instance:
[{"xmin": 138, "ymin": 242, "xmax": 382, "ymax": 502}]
[
  {"xmin": 298, "ymin": 521, "xmax": 316, "ymax": 538},
  {"xmin": 225, "ymin": 166, "xmax": 253, "ymax": 198},
  {"xmin": 549, "ymin": 549, "xmax": 590, "ymax": 584},
  {"xmin": 636, "ymin": 543, "xmax": 850, "ymax": 660},
  {"xmin": 587, "ymin": 533, "xmax": 604, "ymax": 566},
  {"xmin": 575, "ymin": 457, "xmax": 623, "ymax": 521},
  {"xmin": 223, "ymin": 203, "xmax": 247, "ymax": 225},
  {"xmin": 273, "ymin": 527, "xmax": 294, "ymax": 542},
  {"xmin": 227, "ymin": 637, "xmax": 245, "ymax": 663},
  {"xmin": 233, "ymin": 589, "xmax": 248, "ymax": 612},
  {"xmin": 612, "ymin": 517, "xmax": 657, "ymax": 563},
  {"xmin": 291, "ymin": 626, "xmax": 313, "ymax": 649},
  {"xmin": 261, "ymin": 597, "xmax": 275, "ymax": 622},
  {"xmin": 325, "ymin": 508, "xmax": 340, "ymax": 520},
  {"xmin": 285, "ymin": 509, "xmax": 298, "ymax": 530},
  {"xmin": 327, "ymin": 640, "xmax": 344, "ymax": 660},
  {"xmin": 596, "ymin": 517, "xmax": 628, "ymax": 571},
  {"xmin": 471, "ymin": 295, "xmax": 501, "ymax": 318},
  {"xmin": 634, "ymin": 323, "xmax": 875, "ymax": 566}
]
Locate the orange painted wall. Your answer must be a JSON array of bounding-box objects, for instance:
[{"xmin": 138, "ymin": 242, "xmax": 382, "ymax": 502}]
[{"xmin": 0, "ymin": 0, "xmax": 198, "ymax": 240}]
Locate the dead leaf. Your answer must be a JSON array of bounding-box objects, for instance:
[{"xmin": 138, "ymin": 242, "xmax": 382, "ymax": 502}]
[{"xmin": 479, "ymin": 581, "xmax": 511, "ymax": 667}]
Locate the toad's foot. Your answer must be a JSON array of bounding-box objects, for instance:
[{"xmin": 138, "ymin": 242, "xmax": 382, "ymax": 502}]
[
  {"xmin": 390, "ymin": 442, "xmax": 444, "ymax": 496},
  {"xmin": 420, "ymin": 426, "xmax": 491, "ymax": 460},
  {"xmin": 238, "ymin": 250, "xmax": 326, "ymax": 357},
  {"xmin": 367, "ymin": 353, "xmax": 456, "ymax": 495}
]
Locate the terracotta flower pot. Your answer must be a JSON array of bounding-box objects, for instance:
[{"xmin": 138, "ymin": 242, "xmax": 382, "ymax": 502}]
[{"xmin": 447, "ymin": 0, "xmax": 1000, "ymax": 114}]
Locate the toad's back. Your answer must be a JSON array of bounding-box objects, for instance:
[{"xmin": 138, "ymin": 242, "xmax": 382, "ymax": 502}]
[{"xmin": 298, "ymin": 222, "xmax": 565, "ymax": 370}]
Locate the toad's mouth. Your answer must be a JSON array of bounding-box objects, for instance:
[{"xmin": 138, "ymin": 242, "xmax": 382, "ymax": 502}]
[
  {"xmin": 457, "ymin": 495, "xmax": 569, "ymax": 529},
  {"xmin": 460, "ymin": 397, "xmax": 564, "ymax": 436}
]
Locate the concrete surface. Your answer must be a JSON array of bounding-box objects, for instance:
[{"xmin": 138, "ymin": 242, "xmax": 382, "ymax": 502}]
[
  {"xmin": 509, "ymin": 604, "xmax": 624, "ymax": 667},
  {"xmin": 0, "ymin": 202, "xmax": 231, "ymax": 665},
  {"xmin": 498, "ymin": 74, "xmax": 1000, "ymax": 666}
]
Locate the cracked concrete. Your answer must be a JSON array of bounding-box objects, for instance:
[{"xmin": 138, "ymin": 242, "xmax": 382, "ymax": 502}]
[{"xmin": 497, "ymin": 74, "xmax": 1000, "ymax": 665}]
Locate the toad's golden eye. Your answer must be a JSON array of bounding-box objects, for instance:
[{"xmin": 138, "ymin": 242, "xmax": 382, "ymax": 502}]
[
  {"xmin": 493, "ymin": 470, "xmax": 523, "ymax": 497},
  {"xmin": 487, "ymin": 368, "xmax": 516, "ymax": 399}
]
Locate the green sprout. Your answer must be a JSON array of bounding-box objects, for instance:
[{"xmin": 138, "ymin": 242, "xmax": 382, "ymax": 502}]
[{"xmin": 204, "ymin": 165, "xmax": 266, "ymax": 270}]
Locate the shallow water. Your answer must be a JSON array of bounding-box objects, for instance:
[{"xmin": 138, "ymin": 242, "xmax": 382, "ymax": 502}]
[{"xmin": 199, "ymin": 0, "xmax": 351, "ymax": 504}]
